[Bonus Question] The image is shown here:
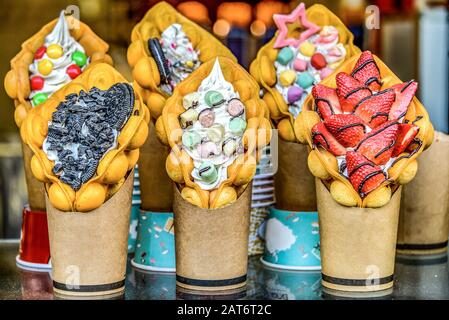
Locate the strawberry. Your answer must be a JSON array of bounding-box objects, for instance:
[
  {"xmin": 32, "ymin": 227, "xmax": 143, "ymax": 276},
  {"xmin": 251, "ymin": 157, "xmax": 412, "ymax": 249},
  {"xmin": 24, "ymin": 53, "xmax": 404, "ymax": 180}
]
[
  {"xmin": 392, "ymin": 123, "xmax": 419, "ymax": 157},
  {"xmin": 354, "ymin": 89, "xmax": 395, "ymax": 128},
  {"xmin": 336, "ymin": 72, "xmax": 372, "ymax": 113},
  {"xmin": 350, "ymin": 51, "xmax": 382, "ymax": 91},
  {"xmin": 355, "ymin": 120, "xmax": 399, "ymax": 165},
  {"xmin": 324, "ymin": 114, "xmax": 366, "ymax": 148},
  {"xmin": 311, "ymin": 122, "xmax": 346, "ymax": 156},
  {"xmin": 312, "ymin": 84, "xmax": 342, "ymax": 120},
  {"xmin": 346, "ymin": 151, "xmax": 386, "ymax": 197},
  {"xmin": 389, "ymin": 80, "xmax": 418, "ymax": 121}
]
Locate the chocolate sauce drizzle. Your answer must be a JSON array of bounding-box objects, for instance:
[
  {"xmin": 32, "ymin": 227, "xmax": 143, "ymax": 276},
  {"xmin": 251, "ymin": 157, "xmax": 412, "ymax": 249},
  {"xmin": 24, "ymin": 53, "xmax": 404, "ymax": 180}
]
[
  {"xmin": 343, "ymin": 86, "xmax": 372, "ymax": 100},
  {"xmin": 400, "ymin": 80, "xmax": 415, "ymax": 93},
  {"xmin": 412, "ymin": 115, "xmax": 423, "ymax": 124},
  {"xmin": 314, "ymin": 98, "xmax": 335, "ymax": 116},
  {"xmin": 312, "ymin": 132, "xmax": 330, "ymax": 150},
  {"xmin": 335, "ymin": 122, "xmax": 366, "ymax": 133},
  {"xmin": 353, "ymin": 88, "xmax": 394, "ymax": 112},
  {"xmin": 374, "ymin": 139, "xmax": 396, "ymax": 159},
  {"xmin": 391, "ymin": 138, "xmax": 423, "ymax": 166},
  {"xmin": 358, "ymin": 170, "xmax": 386, "ymax": 197},
  {"xmin": 350, "ymin": 59, "xmax": 380, "ymax": 77},
  {"xmin": 355, "ymin": 121, "xmax": 399, "ymax": 152}
]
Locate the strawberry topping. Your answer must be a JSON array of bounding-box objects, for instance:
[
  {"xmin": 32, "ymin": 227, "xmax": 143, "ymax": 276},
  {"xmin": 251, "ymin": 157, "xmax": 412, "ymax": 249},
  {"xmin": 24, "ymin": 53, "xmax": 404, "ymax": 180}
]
[
  {"xmin": 350, "ymin": 51, "xmax": 382, "ymax": 91},
  {"xmin": 389, "ymin": 80, "xmax": 418, "ymax": 121},
  {"xmin": 346, "ymin": 151, "xmax": 386, "ymax": 197},
  {"xmin": 324, "ymin": 114, "xmax": 366, "ymax": 148},
  {"xmin": 336, "ymin": 72, "xmax": 372, "ymax": 113},
  {"xmin": 392, "ymin": 123, "xmax": 420, "ymax": 157},
  {"xmin": 354, "ymin": 89, "xmax": 395, "ymax": 128},
  {"xmin": 355, "ymin": 121, "xmax": 399, "ymax": 165},
  {"xmin": 312, "ymin": 84, "xmax": 342, "ymax": 120},
  {"xmin": 311, "ymin": 122, "xmax": 346, "ymax": 156}
]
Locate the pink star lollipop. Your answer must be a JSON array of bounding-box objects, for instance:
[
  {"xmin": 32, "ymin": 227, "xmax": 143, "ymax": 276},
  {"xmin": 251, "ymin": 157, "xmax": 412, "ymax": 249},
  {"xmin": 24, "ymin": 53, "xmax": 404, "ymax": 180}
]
[{"xmin": 273, "ymin": 3, "xmax": 321, "ymax": 49}]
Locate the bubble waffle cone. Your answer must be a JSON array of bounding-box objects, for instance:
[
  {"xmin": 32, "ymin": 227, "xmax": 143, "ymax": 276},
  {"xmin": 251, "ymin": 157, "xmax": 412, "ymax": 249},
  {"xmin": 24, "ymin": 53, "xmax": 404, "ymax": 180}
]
[
  {"xmin": 21, "ymin": 63, "xmax": 150, "ymax": 212},
  {"xmin": 297, "ymin": 53, "xmax": 434, "ymax": 208},
  {"xmin": 158, "ymin": 57, "xmax": 272, "ymax": 209},
  {"xmin": 4, "ymin": 14, "xmax": 112, "ymax": 129},
  {"xmin": 249, "ymin": 4, "xmax": 360, "ymax": 142},
  {"xmin": 22, "ymin": 142, "xmax": 46, "ymax": 211},
  {"xmin": 127, "ymin": 1, "xmax": 236, "ymax": 120}
]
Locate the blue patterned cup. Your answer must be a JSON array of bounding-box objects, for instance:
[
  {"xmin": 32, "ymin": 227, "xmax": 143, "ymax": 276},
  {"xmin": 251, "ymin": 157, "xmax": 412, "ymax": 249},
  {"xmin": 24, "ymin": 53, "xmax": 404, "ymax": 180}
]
[
  {"xmin": 131, "ymin": 211, "xmax": 175, "ymax": 272},
  {"xmin": 128, "ymin": 202, "xmax": 140, "ymax": 253},
  {"xmin": 261, "ymin": 207, "xmax": 321, "ymax": 270},
  {"xmin": 261, "ymin": 266, "xmax": 322, "ymax": 300}
]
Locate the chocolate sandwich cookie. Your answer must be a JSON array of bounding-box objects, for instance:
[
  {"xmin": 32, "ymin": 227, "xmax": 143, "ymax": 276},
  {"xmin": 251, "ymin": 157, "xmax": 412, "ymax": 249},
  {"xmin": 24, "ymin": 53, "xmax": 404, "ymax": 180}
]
[
  {"xmin": 179, "ymin": 108, "xmax": 198, "ymax": 129},
  {"xmin": 198, "ymin": 108, "xmax": 215, "ymax": 128},
  {"xmin": 198, "ymin": 161, "xmax": 218, "ymax": 183},
  {"xmin": 148, "ymin": 38, "xmax": 171, "ymax": 84},
  {"xmin": 226, "ymin": 98, "xmax": 245, "ymax": 117}
]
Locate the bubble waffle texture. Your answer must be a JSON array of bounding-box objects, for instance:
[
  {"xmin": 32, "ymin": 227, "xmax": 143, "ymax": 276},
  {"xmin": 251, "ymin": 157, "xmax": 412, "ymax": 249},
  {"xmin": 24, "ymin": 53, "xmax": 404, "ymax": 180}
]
[
  {"xmin": 4, "ymin": 14, "xmax": 112, "ymax": 128},
  {"xmin": 157, "ymin": 57, "xmax": 272, "ymax": 209},
  {"xmin": 127, "ymin": 1, "xmax": 237, "ymax": 121},
  {"xmin": 297, "ymin": 53, "xmax": 434, "ymax": 208},
  {"xmin": 21, "ymin": 63, "xmax": 150, "ymax": 212},
  {"xmin": 249, "ymin": 4, "xmax": 360, "ymax": 142}
]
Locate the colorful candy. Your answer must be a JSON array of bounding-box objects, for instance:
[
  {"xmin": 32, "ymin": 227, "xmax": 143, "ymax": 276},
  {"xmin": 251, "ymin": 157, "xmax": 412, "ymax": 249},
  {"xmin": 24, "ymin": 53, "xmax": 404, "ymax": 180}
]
[
  {"xmin": 207, "ymin": 124, "xmax": 225, "ymax": 143},
  {"xmin": 297, "ymin": 72, "xmax": 315, "ymax": 89},
  {"xmin": 66, "ymin": 64, "xmax": 82, "ymax": 79},
  {"xmin": 34, "ymin": 46, "xmax": 47, "ymax": 60},
  {"xmin": 198, "ymin": 141, "xmax": 220, "ymax": 159},
  {"xmin": 223, "ymin": 138, "xmax": 238, "ymax": 156},
  {"xmin": 293, "ymin": 58, "xmax": 307, "ymax": 72},
  {"xmin": 276, "ymin": 47, "xmax": 294, "ymax": 65},
  {"xmin": 226, "ymin": 98, "xmax": 245, "ymax": 117},
  {"xmin": 71, "ymin": 51, "xmax": 87, "ymax": 67},
  {"xmin": 229, "ymin": 117, "xmax": 247, "ymax": 135},
  {"xmin": 183, "ymin": 92, "xmax": 200, "ymax": 109},
  {"xmin": 32, "ymin": 92, "xmax": 48, "ymax": 106},
  {"xmin": 287, "ymin": 86, "xmax": 304, "ymax": 103},
  {"xmin": 198, "ymin": 108, "xmax": 215, "ymax": 128},
  {"xmin": 205, "ymin": 90, "xmax": 225, "ymax": 107},
  {"xmin": 179, "ymin": 108, "xmax": 199, "ymax": 129},
  {"xmin": 279, "ymin": 69, "xmax": 297, "ymax": 87},
  {"xmin": 30, "ymin": 76, "xmax": 45, "ymax": 91},
  {"xmin": 38, "ymin": 59, "xmax": 53, "ymax": 76},
  {"xmin": 198, "ymin": 162, "xmax": 218, "ymax": 183},
  {"xmin": 47, "ymin": 44, "xmax": 63, "ymax": 59},
  {"xmin": 182, "ymin": 131, "xmax": 201, "ymax": 149},
  {"xmin": 299, "ymin": 42, "xmax": 316, "ymax": 57},
  {"xmin": 311, "ymin": 53, "xmax": 327, "ymax": 70}
]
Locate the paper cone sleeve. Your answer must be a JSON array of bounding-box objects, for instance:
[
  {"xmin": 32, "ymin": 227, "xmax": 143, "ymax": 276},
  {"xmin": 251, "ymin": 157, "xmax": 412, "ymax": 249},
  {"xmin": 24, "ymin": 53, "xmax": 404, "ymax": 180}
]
[
  {"xmin": 275, "ymin": 138, "xmax": 316, "ymax": 211},
  {"xmin": 317, "ymin": 180, "xmax": 401, "ymax": 292},
  {"xmin": 300, "ymin": 53, "xmax": 433, "ymax": 207},
  {"xmin": 127, "ymin": 1, "xmax": 236, "ymax": 120},
  {"xmin": 22, "ymin": 142, "xmax": 46, "ymax": 211},
  {"xmin": 138, "ymin": 121, "xmax": 173, "ymax": 212},
  {"xmin": 250, "ymin": 3, "xmax": 360, "ymax": 135},
  {"xmin": 4, "ymin": 14, "xmax": 111, "ymax": 128},
  {"xmin": 174, "ymin": 183, "xmax": 252, "ymax": 291},
  {"xmin": 397, "ymin": 131, "xmax": 449, "ymax": 254},
  {"xmin": 46, "ymin": 173, "xmax": 133, "ymax": 297}
]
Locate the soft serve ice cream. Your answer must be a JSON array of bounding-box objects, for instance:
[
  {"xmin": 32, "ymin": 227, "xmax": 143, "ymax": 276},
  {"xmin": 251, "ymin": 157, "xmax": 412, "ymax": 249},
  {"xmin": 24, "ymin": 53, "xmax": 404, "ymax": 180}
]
[
  {"xmin": 29, "ymin": 11, "xmax": 89, "ymax": 106},
  {"xmin": 179, "ymin": 59, "xmax": 246, "ymax": 190}
]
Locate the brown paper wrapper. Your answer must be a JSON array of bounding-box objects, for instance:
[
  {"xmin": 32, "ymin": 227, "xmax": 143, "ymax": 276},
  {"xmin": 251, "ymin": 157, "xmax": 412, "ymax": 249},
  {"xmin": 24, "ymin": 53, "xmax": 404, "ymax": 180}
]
[
  {"xmin": 174, "ymin": 184, "xmax": 252, "ymax": 291},
  {"xmin": 138, "ymin": 121, "xmax": 173, "ymax": 212},
  {"xmin": 274, "ymin": 138, "xmax": 316, "ymax": 211},
  {"xmin": 317, "ymin": 180, "xmax": 401, "ymax": 292},
  {"xmin": 46, "ymin": 173, "xmax": 133, "ymax": 297},
  {"xmin": 397, "ymin": 131, "xmax": 449, "ymax": 255},
  {"xmin": 22, "ymin": 142, "xmax": 46, "ymax": 211}
]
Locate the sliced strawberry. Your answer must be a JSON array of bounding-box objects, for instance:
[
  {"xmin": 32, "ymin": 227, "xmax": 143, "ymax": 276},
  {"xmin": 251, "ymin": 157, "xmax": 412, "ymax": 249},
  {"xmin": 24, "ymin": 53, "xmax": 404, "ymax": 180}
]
[
  {"xmin": 392, "ymin": 123, "xmax": 419, "ymax": 157},
  {"xmin": 389, "ymin": 80, "xmax": 418, "ymax": 120},
  {"xmin": 336, "ymin": 72, "xmax": 372, "ymax": 113},
  {"xmin": 355, "ymin": 120, "xmax": 399, "ymax": 165},
  {"xmin": 354, "ymin": 89, "xmax": 395, "ymax": 129},
  {"xmin": 346, "ymin": 151, "xmax": 386, "ymax": 197},
  {"xmin": 350, "ymin": 51, "xmax": 382, "ymax": 91},
  {"xmin": 312, "ymin": 84, "xmax": 342, "ymax": 120},
  {"xmin": 324, "ymin": 114, "xmax": 366, "ymax": 148},
  {"xmin": 311, "ymin": 122, "xmax": 346, "ymax": 156}
]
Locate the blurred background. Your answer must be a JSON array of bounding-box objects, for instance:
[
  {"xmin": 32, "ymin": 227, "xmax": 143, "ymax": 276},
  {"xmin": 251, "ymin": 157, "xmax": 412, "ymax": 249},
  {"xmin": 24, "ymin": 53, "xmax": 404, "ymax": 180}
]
[{"xmin": 0, "ymin": 0, "xmax": 448, "ymax": 238}]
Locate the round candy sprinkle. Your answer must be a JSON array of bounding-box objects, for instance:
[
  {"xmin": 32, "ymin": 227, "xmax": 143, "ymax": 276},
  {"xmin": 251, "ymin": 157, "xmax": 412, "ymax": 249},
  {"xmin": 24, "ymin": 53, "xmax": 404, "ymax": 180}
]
[
  {"xmin": 30, "ymin": 76, "xmax": 44, "ymax": 91},
  {"xmin": 279, "ymin": 69, "xmax": 297, "ymax": 87},
  {"xmin": 185, "ymin": 60, "xmax": 194, "ymax": 68},
  {"xmin": 276, "ymin": 47, "xmax": 294, "ymax": 65},
  {"xmin": 66, "ymin": 64, "xmax": 82, "ymax": 79},
  {"xmin": 299, "ymin": 42, "xmax": 316, "ymax": 57},
  {"xmin": 293, "ymin": 58, "xmax": 307, "ymax": 72},
  {"xmin": 38, "ymin": 59, "xmax": 53, "ymax": 76},
  {"xmin": 32, "ymin": 92, "xmax": 48, "ymax": 106},
  {"xmin": 229, "ymin": 117, "xmax": 247, "ymax": 135},
  {"xmin": 71, "ymin": 51, "xmax": 87, "ymax": 67},
  {"xmin": 47, "ymin": 44, "xmax": 63, "ymax": 59},
  {"xmin": 287, "ymin": 86, "xmax": 304, "ymax": 104},
  {"xmin": 205, "ymin": 90, "xmax": 225, "ymax": 107},
  {"xmin": 311, "ymin": 53, "xmax": 327, "ymax": 70},
  {"xmin": 198, "ymin": 161, "xmax": 218, "ymax": 183},
  {"xmin": 297, "ymin": 72, "xmax": 315, "ymax": 89},
  {"xmin": 226, "ymin": 98, "xmax": 245, "ymax": 117},
  {"xmin": 182, "ymin": 131, "xmax": 201, "ymax": 149},
  {"xmin": 34, "ymin": 46, "xmax": 46, "ymax": 60}
]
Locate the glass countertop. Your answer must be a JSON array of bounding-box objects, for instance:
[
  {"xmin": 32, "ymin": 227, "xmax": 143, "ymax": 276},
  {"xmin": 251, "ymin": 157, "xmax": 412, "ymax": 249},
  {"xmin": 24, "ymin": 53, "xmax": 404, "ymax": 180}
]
[{"xmin": 1, "ymin": 241, "xmax": 448, "ymax": 300}]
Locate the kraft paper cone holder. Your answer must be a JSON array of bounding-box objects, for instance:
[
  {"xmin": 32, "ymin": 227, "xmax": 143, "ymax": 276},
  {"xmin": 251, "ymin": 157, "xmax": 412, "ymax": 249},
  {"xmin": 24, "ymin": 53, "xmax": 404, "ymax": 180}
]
[
  {"xmin": 317, "ymin": 180, "xmax": 402, "ymax": 293},
  {"xmin": 397, "ymin": 131, "xmax": 449, "ymax": 255},
  {"xmin": 47, "ymin": 174, "xmax": 133, "ymax": 297},
  {"xmin": 174, "ymin": 184, "xmax": 252, "ymax": 292}
]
